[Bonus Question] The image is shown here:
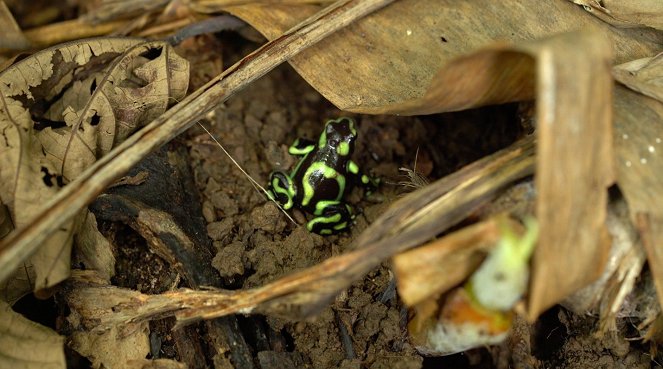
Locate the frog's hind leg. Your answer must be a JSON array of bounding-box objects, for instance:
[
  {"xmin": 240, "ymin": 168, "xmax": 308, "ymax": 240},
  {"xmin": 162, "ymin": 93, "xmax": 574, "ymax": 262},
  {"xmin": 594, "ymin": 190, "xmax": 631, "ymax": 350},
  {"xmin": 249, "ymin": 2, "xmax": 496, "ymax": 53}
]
[
  {"xmin": 307, "ymin": 202, "xmax": 354, "ymax": 235},
  {"xmin": 268, "ymin": 171, "xmax": 295, "ymax": 210}
]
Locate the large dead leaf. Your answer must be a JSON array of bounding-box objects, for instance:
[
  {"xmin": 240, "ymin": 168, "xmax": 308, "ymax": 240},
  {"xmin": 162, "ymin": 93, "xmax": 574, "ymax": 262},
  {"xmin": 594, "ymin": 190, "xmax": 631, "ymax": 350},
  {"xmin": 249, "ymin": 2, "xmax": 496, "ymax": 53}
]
[
  {"xmin": 0, "ymin": 38, "xmax": 188, "ymax": 296},
  {"xmin": 0, "ymin": 300, "xmax": 65, "ymax": 369},
  {"xmin": 223, "ymin": 0, "xmax": 661, "ymax": 114}
]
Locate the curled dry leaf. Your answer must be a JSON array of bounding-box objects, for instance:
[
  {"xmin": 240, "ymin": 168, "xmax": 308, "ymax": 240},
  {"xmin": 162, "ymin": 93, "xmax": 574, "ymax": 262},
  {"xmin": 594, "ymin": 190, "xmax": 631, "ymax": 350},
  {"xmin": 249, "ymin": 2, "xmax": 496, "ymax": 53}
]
[
  {"xmin": 569, "ymin": 0, "xmax": 663, "ymax": 30},
  {"xmin": 222, "ymin": 0, "xmax": 661, "ymax": 114},
  {"xmin": 528, "ymin": 31, "xmax": 614, "ymax": 319},
  {"xmin": 0, "ymin": 38, "xmax": 189, "ymax": 296},
  {"xmin": 0, "ymin": 300, "xmax": 65, "ymax": 369},
  {"xmin": 82, "ymin": 0, "xmax": 171, "ymax": 24}
]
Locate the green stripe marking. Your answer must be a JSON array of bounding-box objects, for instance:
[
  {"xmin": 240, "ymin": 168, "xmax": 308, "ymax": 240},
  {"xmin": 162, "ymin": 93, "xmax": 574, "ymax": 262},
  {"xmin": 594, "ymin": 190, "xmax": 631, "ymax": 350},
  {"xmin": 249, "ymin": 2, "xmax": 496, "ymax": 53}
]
[
  {"xmin": 271, "ymin": 176, "xmax": 293, "ymax": 209},
  {"xmin": 337, "ymin": 141, "xmax": 350, "ymax": 156},
  {"xmin": 302, "ymin": 162, "xmax": 345, "ymax": 206},
  {"xmin": 315, "ymin": 200, "xmax": 340, "ymax": 216},
  {"xmin": 348, "ymin": 161, "xmax": 359, "ymax": 174},
  {"xmin": 333, "ymin": 222, "xmax": 348, "ymax": 231},
  {"xmin": 307, "ymin": 213, "xmax": 342, "ymax": 231},
  {"xmin": 289, "ymin": 139, "xmax": 315, "ymax": 155}
]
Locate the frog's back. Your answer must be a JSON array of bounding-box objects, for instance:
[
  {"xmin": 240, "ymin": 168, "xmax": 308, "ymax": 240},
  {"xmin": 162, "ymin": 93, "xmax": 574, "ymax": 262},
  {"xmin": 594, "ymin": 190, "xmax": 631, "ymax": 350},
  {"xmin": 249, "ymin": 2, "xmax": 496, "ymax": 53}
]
[{"xmin": 293, "ymin": 149, "xmax": 347, "ymax": 210}]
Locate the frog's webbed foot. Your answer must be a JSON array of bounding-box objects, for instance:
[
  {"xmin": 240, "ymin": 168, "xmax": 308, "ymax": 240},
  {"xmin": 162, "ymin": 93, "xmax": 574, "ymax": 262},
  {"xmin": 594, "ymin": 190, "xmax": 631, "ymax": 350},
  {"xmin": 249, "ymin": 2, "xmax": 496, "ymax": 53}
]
[
  {"xmin": 267, "ymin": 171, "xmax": 295, "ymax": 210},
  {"xmin": 307, "ymin": 202, "xmax": 354, "ymax": 235}
]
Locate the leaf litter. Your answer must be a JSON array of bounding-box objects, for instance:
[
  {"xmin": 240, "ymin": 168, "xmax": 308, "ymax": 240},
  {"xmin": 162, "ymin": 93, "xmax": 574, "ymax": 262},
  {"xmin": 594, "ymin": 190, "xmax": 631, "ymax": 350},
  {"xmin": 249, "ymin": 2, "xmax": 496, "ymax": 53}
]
[{"xmin": 0, "ymin": 0, "xmax": 663, "ymax": 368}]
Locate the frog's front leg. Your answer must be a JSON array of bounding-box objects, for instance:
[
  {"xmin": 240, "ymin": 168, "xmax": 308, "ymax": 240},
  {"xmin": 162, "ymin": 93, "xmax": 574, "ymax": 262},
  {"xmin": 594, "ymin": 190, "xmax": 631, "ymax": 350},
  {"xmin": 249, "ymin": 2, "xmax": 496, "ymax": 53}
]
[
  {"xmin": 267, "ymin": 171, "xmax": 295, "ymax": 210},
  {"xmin": 288, "ymin": 138, "xmax": 316, "ymax": 156},
  {"xmin": 347, "ymin": 160, "xmax": 380, "ymax": 194},
  {"xmin": 307, "ymin": 201, "xmax": 354, "ymax": 235}
]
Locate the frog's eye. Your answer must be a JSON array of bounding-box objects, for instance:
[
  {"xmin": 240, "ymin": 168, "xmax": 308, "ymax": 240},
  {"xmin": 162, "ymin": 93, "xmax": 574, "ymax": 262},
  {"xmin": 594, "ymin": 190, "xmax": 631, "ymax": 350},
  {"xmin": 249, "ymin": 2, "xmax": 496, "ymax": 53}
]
[{"xmin": 329, "ymin": 139, "xmax": 339, "ymax": 147}]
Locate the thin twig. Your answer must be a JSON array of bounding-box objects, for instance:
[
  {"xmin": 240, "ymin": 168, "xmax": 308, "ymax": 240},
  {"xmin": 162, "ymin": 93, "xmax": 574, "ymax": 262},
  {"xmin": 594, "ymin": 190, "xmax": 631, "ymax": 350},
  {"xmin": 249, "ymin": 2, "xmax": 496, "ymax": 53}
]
[{"xmin": 197, "ymin": 122, "xmax": 297, "ymax": 225}]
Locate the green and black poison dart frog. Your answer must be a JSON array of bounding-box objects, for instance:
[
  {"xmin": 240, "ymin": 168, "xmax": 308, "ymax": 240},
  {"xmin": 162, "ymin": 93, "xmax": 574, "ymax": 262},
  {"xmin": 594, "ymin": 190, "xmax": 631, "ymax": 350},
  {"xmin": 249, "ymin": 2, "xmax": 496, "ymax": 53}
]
[{"xmin": 267, "ymin": 117, "xmax": 379, "ymax": 235}]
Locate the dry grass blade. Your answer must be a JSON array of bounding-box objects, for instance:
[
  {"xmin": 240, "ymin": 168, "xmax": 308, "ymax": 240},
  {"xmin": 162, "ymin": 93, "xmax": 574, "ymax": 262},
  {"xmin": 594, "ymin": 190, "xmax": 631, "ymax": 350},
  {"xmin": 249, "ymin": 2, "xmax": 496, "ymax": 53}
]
[{"xmin": 0, "ymin": 0, "xmax": 397, "ymax": 285}]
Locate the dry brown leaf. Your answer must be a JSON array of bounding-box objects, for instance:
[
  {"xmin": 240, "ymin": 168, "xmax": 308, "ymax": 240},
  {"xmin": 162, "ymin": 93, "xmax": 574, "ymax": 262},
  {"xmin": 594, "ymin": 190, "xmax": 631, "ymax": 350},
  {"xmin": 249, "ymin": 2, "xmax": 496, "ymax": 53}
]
[
  {"xmin": 570, "ymin": 0, "xmax": 663, "ymax": 30},
  {"xmin": 0, "ymin": 263, "xmax": 33, "ymax": 305},
  {"xmin": 190, "ymin": 0, "xmax": 333, "ymax": 14},
  {"xmin": 613, "ymin": 53, "xmax": 663, "ymax": 103},
  {"xmin": 0, "ymin": 300, "xmax": 65, "ymax": 369},
  {"xmin": 0, "ymin": 38, "xmax": 188, "ymax": 295},
  {"xmin": 223, "ymin": 0, "xmax": 661, "ymax": 114},
  {"xmin": 614, "ymin": 87, "xmax": 663, "ymax": 217}
]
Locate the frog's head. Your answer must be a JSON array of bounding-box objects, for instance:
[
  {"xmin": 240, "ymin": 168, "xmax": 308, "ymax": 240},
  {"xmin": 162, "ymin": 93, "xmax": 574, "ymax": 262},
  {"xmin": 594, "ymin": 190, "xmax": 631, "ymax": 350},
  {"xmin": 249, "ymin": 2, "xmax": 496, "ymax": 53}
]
[{"xmin": 319, "ymin": 117, "xmax": 357, "ymax": 157}]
